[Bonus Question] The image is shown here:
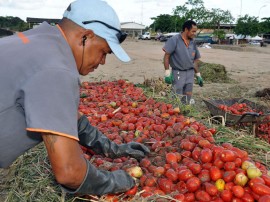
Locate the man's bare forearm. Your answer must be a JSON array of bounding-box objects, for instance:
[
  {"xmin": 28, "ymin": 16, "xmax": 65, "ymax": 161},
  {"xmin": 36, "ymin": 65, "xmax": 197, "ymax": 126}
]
[
  {"xmin": 163, "ymin": 54, "xmax": 170, "ymax": 70},
  {"xmin": 194, "ymin": 59, "xmax": 200, "ymax": 73},
  {"xmin": 42, "ymin": 133, "xmax": 87, "ymax": 189}
]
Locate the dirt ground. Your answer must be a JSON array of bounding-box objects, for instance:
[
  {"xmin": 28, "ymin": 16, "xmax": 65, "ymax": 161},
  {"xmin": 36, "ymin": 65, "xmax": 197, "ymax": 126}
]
[{"xmin": 82, "ymin": 39, "xmax": 270, "ymax": 99}]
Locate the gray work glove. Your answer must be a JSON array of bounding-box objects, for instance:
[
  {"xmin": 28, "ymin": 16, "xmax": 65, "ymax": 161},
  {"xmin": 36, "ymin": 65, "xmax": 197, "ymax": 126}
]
[
  {"xmin": 62, "ymin": 158, "xmax": 135, "ymax": 195},
  {"xmin": 78, "ymin": 115, "xmax": 150, "ymax": 160}
]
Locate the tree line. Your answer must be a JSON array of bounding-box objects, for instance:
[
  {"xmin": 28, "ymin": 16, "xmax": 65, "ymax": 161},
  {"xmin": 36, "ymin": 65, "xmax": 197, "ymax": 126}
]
[
  {"xmin": 0, "ymin": 16, "xmax": 28, "ymax": 31},
  {"xmin": 1, "ymin": 0, "xmax": 269, "ymax": 39},
  {"xmin": 148, "ymin": 0, "xmax": 270, "ymax": 39}
]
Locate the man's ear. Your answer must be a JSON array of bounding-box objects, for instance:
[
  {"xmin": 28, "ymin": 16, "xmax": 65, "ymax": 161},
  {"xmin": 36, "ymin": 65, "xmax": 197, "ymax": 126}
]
[{"xmin": 80, "ymin": 30, "xmax": 95, "ymax": 46}]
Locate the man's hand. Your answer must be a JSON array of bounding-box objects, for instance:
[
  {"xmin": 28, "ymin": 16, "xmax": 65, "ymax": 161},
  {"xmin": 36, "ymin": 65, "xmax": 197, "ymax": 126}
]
[
  {"xmin": 118, "ymin": 142, "xmax": 150, "ymax": 160},
  {"xmin": 164, "ymin": 69, "xmax": 173, "ymax": 84},
  {"xmin": 78, "ymin": 115, "xmax": 149, "ymax": 160},
  {"xmin": 196, "ymin": 72, "xmax": 204, "ymax": 87}
]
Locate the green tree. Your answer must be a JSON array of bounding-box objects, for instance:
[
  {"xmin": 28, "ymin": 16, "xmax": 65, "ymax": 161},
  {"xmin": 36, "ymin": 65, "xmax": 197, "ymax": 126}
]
[
  {"xmin": 260, "ymin": 17, "xmax": 270, "ymax": 33},
  {"xmin": 208, "ymin": 8, "xmax": 234, "ymax": 43},
  {"xmin": 0, "ymin": 16, "xmax": 28, "ymax": 31},
  {"xmin": 150, "ymin": 14, "xmax": 178, "ymax": 33},
  {"xmin": 234, "ymin": 15, "xmax": 260, "ymax": 37}
]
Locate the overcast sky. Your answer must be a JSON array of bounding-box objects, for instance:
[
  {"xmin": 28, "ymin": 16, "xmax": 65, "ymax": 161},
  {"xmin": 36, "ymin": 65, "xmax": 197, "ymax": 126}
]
[{"xmin": 0, "ymin": 0, "xmax": 269, "ymax": 26}]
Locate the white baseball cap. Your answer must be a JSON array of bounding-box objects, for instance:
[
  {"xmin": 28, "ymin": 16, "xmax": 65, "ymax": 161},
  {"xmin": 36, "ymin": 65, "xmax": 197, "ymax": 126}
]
[{"xmin": 63, "ymin": 0, "xmax": 130, "ymax": 62}]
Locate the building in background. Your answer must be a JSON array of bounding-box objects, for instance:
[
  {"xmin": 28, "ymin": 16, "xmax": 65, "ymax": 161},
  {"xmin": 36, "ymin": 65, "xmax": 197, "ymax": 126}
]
[{"xmin": 120, "ymin": 22, "xmax": 145, "ymax": 38}]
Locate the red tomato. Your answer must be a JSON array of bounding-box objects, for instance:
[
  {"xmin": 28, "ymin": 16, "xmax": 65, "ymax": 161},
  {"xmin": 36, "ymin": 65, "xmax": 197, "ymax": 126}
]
[
  {"xmin": 204, "ymin": 182, "xmax": 219, "ymax": 196},
  {"xmin": 221, "ymin": 150, "xmax": 236, "ymax": 162},
  {"xmin": 210, "ymin": 166, "xmax": 223, "ymax": 181},
  {"xmin": 232, "ymin": 185, "xmax": 245, "ymax": 198},
  {"xmin": 200, "ymin": 148, "xmax": 213, "ymax": 163},
  {"xmin": 178, "ymin": 169, "xmax": 193, "ymax": 182},
  {"xmin": 186, "ymin": 177, "xmax": 201, "ymax": 192},
  {"xmin": 223, "ymin": 171, "xmax": 236, "ymax": 182},
  {"xmin": 224, "ymin": 162, "xmax": 236, "ymax": 171},
  {"xmin": 165, "ymin": 169, "xmax": 178, "ymax": 182},
  {"xmin": 166, "ymin": 152, "xmax": 178, "ymax": 164},
  {"xmin": 184, "ymin": 193, "xmax": 195, "ymax": 202},
  {"xmin": 258, "ymin": 195, "xmax": 270, "ymax": 202},
  {"xmin": 195, "ymin": 190, "xmax": 211, "ymax": 201},
  {"xmin": 221, "ymin": 190, "xmax": 233, "ymax": 202},
  {"xmin": 198, "ymin": 169, "xmax": 211, "ymax": 182},
  {"xmin": 251, "ymin": 183, "xmax": 270, "ymax": 195},
  {"xmin": 242, "ymin": 192, "xmax": 255, "ymax": 202},
  {"xmin": 125, "ymin": 186, "xmax": 138, "ymax": 196}
]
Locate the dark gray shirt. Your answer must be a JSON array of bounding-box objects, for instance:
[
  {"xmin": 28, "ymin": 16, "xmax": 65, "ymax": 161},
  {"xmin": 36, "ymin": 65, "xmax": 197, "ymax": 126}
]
[
  {"xmin": 163, "ymin": 33, "xmax": 201, "ymax": 70},
  {"xmin": 0, "ymin": 22, "xmax": 80, "ymax": 168}
]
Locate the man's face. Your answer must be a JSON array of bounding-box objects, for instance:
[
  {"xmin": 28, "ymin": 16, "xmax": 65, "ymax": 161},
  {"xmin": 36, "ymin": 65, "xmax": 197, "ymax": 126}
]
[
  {"xmin": 76, "ymin": 35, "xmax": 112, "ymax": 76},
  {"xmin": 186, "ymin": 25, "xmax": 197, "ymax": 40}
]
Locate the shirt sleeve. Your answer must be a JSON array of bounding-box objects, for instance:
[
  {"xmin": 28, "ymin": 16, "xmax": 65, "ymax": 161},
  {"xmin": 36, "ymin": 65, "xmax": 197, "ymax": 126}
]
[
  {"xmin": 22, "ymin": 68, "xmax": 80, "ymax": 141},
  {"xmin": 162, "ymin": 36, "xmax": 176, "ymax": 54}
]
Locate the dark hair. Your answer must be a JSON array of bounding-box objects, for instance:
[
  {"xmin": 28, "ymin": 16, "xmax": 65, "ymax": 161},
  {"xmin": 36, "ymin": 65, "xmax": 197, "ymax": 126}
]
[{"xmin": 182, "ymin": 20, "xmax": 197, "ymax": 32}]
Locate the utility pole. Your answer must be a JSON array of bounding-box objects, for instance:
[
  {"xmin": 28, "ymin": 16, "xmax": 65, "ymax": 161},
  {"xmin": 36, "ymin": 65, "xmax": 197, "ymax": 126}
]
[
  {"xmin": 240, "ymin": 0, "xmax": 242, "ymax": 17},
  {"xmin": 140, "ymin": 0, "xmax": 144, "ymax": 25}
]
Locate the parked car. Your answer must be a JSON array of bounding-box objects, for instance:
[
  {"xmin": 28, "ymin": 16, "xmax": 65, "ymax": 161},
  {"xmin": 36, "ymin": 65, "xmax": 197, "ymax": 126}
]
[
  {"xmin": 155, "ymin": 33, "xmax": 164, "ymax": 41},
  {"xmin": 159, "ymin": 32, "xmax": 179, "ymax": 42},
  {"xmin": 142, "ymin": 32, "xmax": 151, "ymax": 40},
  {"xmin": 249, "ymin": 41, "xmax": 260, "ymax": 45},
  {"xmin": 137, "ymin": 34, "xmax": 143, "ymax": 40}
]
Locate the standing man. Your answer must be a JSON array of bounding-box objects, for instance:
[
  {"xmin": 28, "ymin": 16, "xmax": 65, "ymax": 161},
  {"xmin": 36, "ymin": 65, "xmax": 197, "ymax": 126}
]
[
  {"xmin": 0, "ymin": 0, "xmax": 149, "ymax": 196},
  {"xmin": 163, "ymin": 20, "xmax": 203, "ymax": 104}
]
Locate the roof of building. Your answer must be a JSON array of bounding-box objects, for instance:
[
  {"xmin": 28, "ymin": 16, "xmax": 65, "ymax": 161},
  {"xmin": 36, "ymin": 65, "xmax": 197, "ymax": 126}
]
[
  {"xmin": 121, "ymin": 22, "xmax": 145, "ymax": 30},
  {"xmin": 26, "ymin": 17, "xmax": 60, "ymax": 24}
]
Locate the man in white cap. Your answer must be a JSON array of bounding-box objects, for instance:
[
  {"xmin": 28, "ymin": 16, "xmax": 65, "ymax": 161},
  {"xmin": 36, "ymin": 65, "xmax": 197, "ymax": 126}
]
[{"xmin": 0, "ymin": 0, "xmax": 149, "ymax": 196}]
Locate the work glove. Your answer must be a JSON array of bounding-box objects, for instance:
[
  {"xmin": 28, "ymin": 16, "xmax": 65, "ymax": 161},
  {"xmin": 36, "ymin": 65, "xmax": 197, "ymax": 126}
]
[
  {"xmin": 164, "ymin": 69, "xmax": 173, "ymax": 84},
  {"xmin": 78, "ymin": 115, "xmax": 150, "ymax": 160},
  {"xmin": 196, "ymin": 72, "xmax": 204, "ymax": 87},
  {"xmin": 62, "ymin": 158, "xmax": 135, "ymax": 195}
]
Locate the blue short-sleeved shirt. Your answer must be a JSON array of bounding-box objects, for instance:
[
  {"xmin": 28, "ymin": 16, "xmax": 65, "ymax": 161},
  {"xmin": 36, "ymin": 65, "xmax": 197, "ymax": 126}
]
[
  {"xmin": 0, "ymin": 22, "xmax": 80, "ymax": 168},
  {"xmin": 163, "ymin": 34, "xmax": 201, "ymax": 70}
]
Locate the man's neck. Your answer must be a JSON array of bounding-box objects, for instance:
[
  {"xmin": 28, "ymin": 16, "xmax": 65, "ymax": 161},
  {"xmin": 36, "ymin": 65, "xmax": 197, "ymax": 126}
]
[{"xmin": 181, "ymin": 32, "xmax": 190, "ymax": 42}]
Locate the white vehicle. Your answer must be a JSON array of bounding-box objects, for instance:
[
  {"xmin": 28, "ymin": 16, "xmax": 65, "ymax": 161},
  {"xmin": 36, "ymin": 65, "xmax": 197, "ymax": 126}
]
[{"xmin": 142, "ymin": 32, "xmax": 151, "ymax": 40}]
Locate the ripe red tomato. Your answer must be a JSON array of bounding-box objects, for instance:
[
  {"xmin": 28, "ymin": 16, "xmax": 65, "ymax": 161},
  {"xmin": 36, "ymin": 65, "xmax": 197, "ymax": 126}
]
[
  {"xmin": 200, "ymin": 148, "xmax": 213, "ymax": 163},
  {"xmin": 186, "ymin": 177, "xmax": 201, "ymax": 192},
  {"xmin": 210, "ymin": 166, "xmax": 222, "ymax": 181},
  {"xmin": 232, "ymin": 185, "xmax": 245, "ymax": 198},
  {"xmin": 166, "ymin": 152, "xmax": 178, "ymax": 164},
  {"xmin": 125, "ymin": 186, "xmax": 138, "ymax": 196},
  {"xmin": 220, "ymin": 190, "xmax": 233, "ymax": 202},
  {"xmin": 178, "ymin": 169, "xmax": 193, "ymax": 181},
  {"xmin": 195, "ymin": 190, "xmax": 211, "ymax": 201},
  {"xmin": 204, "ymin": 182, "xmax": 218, "ymax": 196}
]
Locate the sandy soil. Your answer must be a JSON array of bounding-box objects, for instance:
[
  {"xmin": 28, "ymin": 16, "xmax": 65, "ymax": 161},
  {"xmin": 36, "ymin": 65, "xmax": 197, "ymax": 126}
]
[{"xmin": 82, "ymin": 39, "xmax": 270, "ymax": 98}]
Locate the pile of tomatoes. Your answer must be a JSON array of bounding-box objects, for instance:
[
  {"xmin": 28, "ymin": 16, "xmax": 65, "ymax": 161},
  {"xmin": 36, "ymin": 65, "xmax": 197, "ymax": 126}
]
[
  {"xmin": 218, "ymin": 103, "xmax": 270, "ymax": 143},
  {"xmin": 218, "ymin": 103, "xmax": 263, "ymax": 116},
  {"xmin": 258, "ymin": 116, "xmax": 270, "ymax": 143},
  {"xmin": 79, "ymin": 80, "xmax": 270, "ymax": 201}
]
